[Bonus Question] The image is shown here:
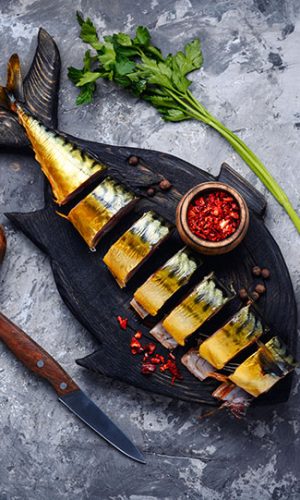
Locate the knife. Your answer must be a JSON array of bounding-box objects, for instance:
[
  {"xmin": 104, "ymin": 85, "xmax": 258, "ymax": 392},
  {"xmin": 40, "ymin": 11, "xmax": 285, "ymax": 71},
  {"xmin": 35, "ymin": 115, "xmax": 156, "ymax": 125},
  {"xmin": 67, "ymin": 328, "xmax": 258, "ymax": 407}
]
[{"xmin": 0, "ymin": 312, "xmax": 145, "ymax": 463}]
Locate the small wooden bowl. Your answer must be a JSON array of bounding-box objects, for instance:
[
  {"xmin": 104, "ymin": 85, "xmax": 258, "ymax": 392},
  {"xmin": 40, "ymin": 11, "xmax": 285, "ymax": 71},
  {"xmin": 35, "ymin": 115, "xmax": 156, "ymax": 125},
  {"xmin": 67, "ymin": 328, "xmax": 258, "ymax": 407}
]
[{"xmin": 176, "ymin": 182, "xmax": 249, "ymax": 255}]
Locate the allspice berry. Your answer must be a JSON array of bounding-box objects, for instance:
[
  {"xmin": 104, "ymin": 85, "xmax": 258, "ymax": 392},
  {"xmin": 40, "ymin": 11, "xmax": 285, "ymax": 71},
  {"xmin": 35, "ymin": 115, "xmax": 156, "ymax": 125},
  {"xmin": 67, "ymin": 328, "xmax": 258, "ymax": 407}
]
[
  {"xmin": 261, "ymin": 268, "xmax": 270, "ymax": 279},
  {"xmin": 147, "ymin": 187, "xmax": 155, "ymax": 197},
  {"xmin": 252, "ymin": 266, "xmax": 261, "ymax": 277},
  {"xmin": 255, "ymin": 283, "xmax": 266, "ymax": 295},
  {"xmin": 159, "ymin": 179, "xmax": 172, "ymax": 191},
  {"xmin": 251, "ymin": 291, "xmax": 260, "ymax": 301},
  {"xmin": 128, "ymin": 155, "xmax": 139, "ymax": 166},
  {"xmin": 0, "ymin": 225, "xmax": 7, "ymax": 264},
  {"xmin": 239, "ymin": 288, "xmax": 248, "ymax": 301}
]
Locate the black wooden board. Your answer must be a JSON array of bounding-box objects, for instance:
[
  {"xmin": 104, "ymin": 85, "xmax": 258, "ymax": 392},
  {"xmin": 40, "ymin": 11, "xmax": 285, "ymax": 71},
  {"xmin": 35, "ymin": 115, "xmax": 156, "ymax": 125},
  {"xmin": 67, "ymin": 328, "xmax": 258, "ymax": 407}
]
[
  {"xmin": 6, "ymin": 148, "xmax": 298, "ymax": 406},
  {"xmin": 2, "ymin": 28, "xmax": 297, "ymax": 407}
]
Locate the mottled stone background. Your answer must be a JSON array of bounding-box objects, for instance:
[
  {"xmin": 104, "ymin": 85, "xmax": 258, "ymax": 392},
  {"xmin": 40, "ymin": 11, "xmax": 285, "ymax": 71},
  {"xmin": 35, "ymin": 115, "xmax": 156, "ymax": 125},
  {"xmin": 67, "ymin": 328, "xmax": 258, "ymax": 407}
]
[{"xmin": 0, "ymin": 0, "xmax": 299, "ymax": 499}]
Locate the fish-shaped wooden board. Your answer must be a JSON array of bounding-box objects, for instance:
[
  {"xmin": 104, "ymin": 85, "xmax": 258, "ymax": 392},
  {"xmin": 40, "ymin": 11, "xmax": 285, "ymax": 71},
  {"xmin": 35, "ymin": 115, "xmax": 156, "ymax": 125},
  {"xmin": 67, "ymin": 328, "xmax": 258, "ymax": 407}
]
[{"xmin": 1, "ymin": 29, "xmax": 297, "ymax": 406}]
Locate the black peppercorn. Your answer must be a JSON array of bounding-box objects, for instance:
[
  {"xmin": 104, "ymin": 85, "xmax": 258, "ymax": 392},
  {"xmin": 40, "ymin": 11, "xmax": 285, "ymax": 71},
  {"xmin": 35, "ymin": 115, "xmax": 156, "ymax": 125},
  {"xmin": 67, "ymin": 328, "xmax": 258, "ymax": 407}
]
[
  {"xmin": 252, "ymin": 266, "xmax": 261, "ymax": 277},
  {"xmin": 255, "ymin": 283, "xmax": 266, "ymax": 294},
  {"xmin": 239, "ymin": 288, "xmax": 248, "ymax": 301},
  {"xmin": 128, "ymin": 155, "xmax": 139, "ymax": 166},
  {"xmin": 261, "ymin": 268, "xmax": 270, "ymax": 279},
  {"xmin": 251, "ymin": 291, "xmax": 260, "ymax": 301},
  {"xmin": 159, "ymin": 179, "xmax": 172, "ymax": 191}
]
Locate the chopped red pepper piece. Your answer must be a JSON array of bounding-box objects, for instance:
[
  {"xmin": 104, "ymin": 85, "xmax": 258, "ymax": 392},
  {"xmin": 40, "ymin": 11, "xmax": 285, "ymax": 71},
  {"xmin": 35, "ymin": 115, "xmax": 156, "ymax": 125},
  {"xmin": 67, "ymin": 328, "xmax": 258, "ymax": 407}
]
[
  {"xmin": 130, "ymin": 337, "xmax": 144, "ymax": 355},
  {"xmin": 117, "ymin": 315, "xmax": 128, "ymax": 330},
  {"xmin": 144, "ymin": 342, "xmax": 156, "ymax": 355},
  {"xmin": 141, "ymin": 362, "xmax": 156, "ymax": 375},
  {"xmin": 128, "ymin": 334, "xmax": 181, "ymax": 385},
  {"xmin": 160, "ymin": 356, "xmax": 183, "ymax": 384},
  {"xmin": 150, "ymin": 356, "xmax": 161, "ymax": 365}
]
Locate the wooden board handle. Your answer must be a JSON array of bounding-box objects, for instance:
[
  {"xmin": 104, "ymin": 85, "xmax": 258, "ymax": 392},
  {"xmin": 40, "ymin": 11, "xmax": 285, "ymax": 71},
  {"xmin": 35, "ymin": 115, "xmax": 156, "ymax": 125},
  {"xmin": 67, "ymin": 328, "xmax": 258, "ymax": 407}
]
[
  {"xmin": 218, "ymin": 163, "xmax": 267, "ymax": 217},
  {"xmin": 0, "ymin": 312, "xmax": 79, "ymax": 396}
]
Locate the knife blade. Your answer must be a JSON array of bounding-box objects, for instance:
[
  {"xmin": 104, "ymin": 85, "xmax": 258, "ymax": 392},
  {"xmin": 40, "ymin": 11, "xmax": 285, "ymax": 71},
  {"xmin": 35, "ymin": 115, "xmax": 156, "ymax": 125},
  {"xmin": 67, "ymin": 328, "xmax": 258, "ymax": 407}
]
[{"xmin": 0, "ymin": 312, "xmax": 145, "ymax": 463}]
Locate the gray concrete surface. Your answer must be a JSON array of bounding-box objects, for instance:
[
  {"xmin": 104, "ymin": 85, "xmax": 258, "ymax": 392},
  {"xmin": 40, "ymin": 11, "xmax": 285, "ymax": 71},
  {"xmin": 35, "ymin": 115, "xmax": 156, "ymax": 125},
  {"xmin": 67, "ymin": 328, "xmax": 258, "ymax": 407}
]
[{"xmin": 0, "ymin": 0, "xmax": 299, "ymax": 498}]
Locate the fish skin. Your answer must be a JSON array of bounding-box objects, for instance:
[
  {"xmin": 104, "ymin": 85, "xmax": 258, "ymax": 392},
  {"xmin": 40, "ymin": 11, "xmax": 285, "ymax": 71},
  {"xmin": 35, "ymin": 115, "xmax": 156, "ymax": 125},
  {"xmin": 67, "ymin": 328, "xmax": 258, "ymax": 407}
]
[
  {"xmin": 15, "ymin": 104, "xmax": 106, "ymax": 206},
  {"xmin": 161, "ymin": 273, "xmax": 229, "ymax": 346},
  {"xmin": 199, "ymin": 305, "xmax": 263, "ymax": 370}
]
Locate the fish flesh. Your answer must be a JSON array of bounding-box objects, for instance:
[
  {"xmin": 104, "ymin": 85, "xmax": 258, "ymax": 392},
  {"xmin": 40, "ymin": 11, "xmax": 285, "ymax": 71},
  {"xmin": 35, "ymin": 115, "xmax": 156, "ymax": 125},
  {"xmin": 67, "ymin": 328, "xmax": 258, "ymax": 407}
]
[
  {"xmin": 64, "ymin": 177, "xmax": 137, "ymax": 249},
  {"xmin": 212, "ymin": 382, "xmax": 251, "ymax": 402},
  {"xmin": 103, "ymin": 211, "xmax": 171, "ymax": 288},
  {"xmin": 229, "ymin": 336, "xmax": 298, "ymax": 397},
  {"xmin": 199, "ymin": 304, "xmax": 263, "ymax": 369},
  {"xmin": 181, "ymin": 348, "xmax": 215, "ymax": 381},
  {"xmin": 149, "ymin": 325, "xmax": 179, "ymax": 350},
  {"xmin": 150, "ymin": 273, "xmax": 231, "ymax": 347},
  {"xmin": 211, "ymin": 382, "xmax": 253, "ymax": 418},
  {"xmin": 131, "ymin": 247, "xmax": 200, "ymax": 318}
]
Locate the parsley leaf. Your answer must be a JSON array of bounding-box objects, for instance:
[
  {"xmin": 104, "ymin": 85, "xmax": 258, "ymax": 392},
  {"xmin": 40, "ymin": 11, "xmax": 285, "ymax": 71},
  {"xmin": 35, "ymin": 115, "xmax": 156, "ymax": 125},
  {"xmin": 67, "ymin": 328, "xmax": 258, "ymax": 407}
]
[
  {"xmin": 134, "ymin": 26, "xmax": 151, "ymax": 47},
  {"xmin": 114, "ymin": 33, "xmax": 132, "ymax": 47},
  {"xmin": 77, "ymin": 71, "xmax": 103, "ymax": 86},
  {"xmin": 76, "ymin": 83, "xmax": 96, "ymax": 105},
  {"xmin": 68, "ymin": 49, "xmax": 98, "ymax": 104},
  {"xmin": 68, "ymin": 66, "xmax": 83, "ymax": 85},
  {"xmin": 76, "ymin": 12, "xmax": 103, "ymax": 51},
  {"xmin": 98, "ymin": 42, "xmax": 116, "ymax": 70},
  {"xmin": 115, "ymin": 58, "xmax": 136, "ymax": 76}
]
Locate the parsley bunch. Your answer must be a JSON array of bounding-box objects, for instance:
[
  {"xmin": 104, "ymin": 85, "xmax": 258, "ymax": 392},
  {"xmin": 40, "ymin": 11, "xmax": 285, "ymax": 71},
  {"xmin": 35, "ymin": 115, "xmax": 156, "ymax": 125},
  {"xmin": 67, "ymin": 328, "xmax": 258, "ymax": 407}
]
[{"xmin": 68, "ymin": 12, "xmax": 300, "ymax": 233}]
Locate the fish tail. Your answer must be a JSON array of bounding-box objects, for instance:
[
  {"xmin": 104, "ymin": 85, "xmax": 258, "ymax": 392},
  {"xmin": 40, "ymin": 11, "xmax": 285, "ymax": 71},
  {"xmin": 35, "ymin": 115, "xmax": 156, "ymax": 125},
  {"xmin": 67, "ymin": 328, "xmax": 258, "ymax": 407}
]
[
  {"xmin": 6, "ymin": 53, "xmax": 24, "ymax": 104},
  {"xmin": 0, "ymin": 28, "xmax": 60, "ymax": 149},
  {"xmin": 0, "ymin": 54, "xmax": 24, "ymax": 116}
]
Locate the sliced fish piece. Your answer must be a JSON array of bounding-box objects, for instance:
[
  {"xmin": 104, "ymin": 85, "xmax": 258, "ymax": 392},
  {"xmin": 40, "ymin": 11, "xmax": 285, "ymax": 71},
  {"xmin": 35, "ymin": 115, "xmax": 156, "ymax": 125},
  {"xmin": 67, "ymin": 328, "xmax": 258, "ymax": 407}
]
[
  {"xmin": 66, "ymin": 177, "xmax": 137, "ymax": 249},
  {"xmin": 159, "ymin": 273, "xmax": 230, "ymax": 346},
  {"xmin": 199, "ymin": 305, "xmax": 263, "ymax": 370},
  {"xmin": 131, "ymin": 247, "xmax": 200, "ymax": 318},
  {"xmin": 16, "ymin": 104, "xmax": 106, "ymax": 205},
  {"xmin": 229, "ymin": 336, "xmax": 298, "ymax": 397},
  {"xmin": 103, "ymin": 211, "xmax": 171, "ymax": 288}
]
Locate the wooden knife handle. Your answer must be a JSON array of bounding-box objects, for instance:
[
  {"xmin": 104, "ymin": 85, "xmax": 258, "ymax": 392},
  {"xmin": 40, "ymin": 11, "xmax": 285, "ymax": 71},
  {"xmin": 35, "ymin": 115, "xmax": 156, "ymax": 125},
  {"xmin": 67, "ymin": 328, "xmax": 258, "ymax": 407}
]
[{"xmin": 0, "ymin": 312, "xmax": 79, "ymax": 396}]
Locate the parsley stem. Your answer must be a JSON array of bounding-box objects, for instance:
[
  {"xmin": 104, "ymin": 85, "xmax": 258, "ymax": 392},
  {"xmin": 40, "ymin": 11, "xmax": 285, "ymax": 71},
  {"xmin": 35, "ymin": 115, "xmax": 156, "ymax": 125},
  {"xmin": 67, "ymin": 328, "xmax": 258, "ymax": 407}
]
[
  {"xmin": 166, "ymin": 88, "xmax": 300, "ymax": 232},
  {"xmin": 186, "ymin": 89, "xmax": 210, "ymax": 118},
  {"xmin": 208, "ymin": 119, "xmax": 300, "ymax": 231}
]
